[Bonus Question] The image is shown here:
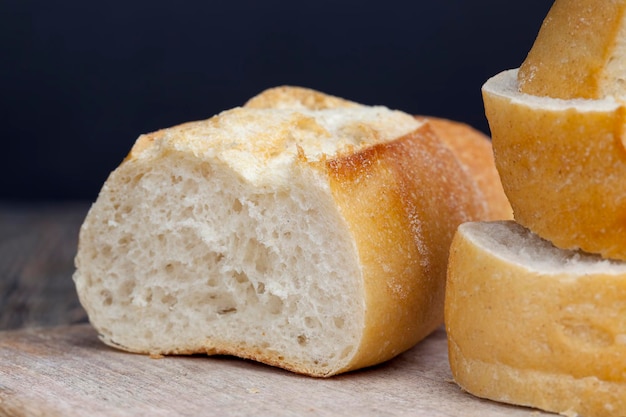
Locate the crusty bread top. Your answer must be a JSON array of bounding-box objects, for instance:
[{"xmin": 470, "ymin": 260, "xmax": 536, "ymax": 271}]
[
  {"xmin": 127, "ymin": 87, "xmax": 423, "ymax": 186},
  {"xmin": 417, "ymin": 117, "xmax": 512, "ymax": 221},
  {"xmin": 518, "ymin": 0, "xmax": 626, "ymax": 99},
  {"xmin": 244, "ymin": 85, "xmax": 359, "ymax": 110}
]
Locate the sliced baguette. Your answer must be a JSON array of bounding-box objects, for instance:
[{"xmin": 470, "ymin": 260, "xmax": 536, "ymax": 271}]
[
  {"xmin": 483, "ymin": 0, "xmax": 626, "ymax": 260},
  {"xmin": 483, "ymin": 69, "xmax": 626, "ymax": 260},
  {"xmin": 73, "ymin": 86, "xmax": 506, "ymax": 377},
  {"xmin": 445, "ymin": 221, "xmax": 626, "ymax": 417}
]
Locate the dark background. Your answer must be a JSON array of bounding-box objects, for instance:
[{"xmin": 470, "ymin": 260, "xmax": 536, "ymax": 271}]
[{"xmin": 1, "ymin": 1, "xmax": 552, "ymax": 202}]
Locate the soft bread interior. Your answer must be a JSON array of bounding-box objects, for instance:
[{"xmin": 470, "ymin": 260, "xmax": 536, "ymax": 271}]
[
  {"xmin": 485, "ymin": 69, "xmax": 621, "ymax": 112},
  {"xmin": 76, "ymin": 152, "xmax": 363, "ymax": 372},
  {"xmin": 74, "ymin": 98, "xmax": 425, "ymax": 375},
  {"xmin": 462, "ymin": 221, "xmax": 626, "ymax": 275}
]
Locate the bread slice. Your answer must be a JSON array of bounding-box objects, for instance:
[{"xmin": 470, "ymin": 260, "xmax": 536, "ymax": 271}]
[
  {"xmin": 445, "ymin": 221, "xmax": 626, "ymax": 417},
  {"xmin": 518, "ymin": 0, "xmax": 626, "ymax": 100},
  {"xmin": 73, "ymin": 86, "xmax": 506, "ymax": 377},
  {"xmin": 482, "ymin": 69, "xmax": 626, "ymax": 260}
]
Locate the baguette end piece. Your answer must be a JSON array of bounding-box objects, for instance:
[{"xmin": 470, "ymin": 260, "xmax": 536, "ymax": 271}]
[{"xmin": 74, "ymin": 86, "xmax": 506, "ymax": 376}]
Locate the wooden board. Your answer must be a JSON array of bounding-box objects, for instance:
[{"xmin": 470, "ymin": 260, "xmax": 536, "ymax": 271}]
[{"xmin": 0, "ymin": 324, "xmax": 550, "ymax": 417}]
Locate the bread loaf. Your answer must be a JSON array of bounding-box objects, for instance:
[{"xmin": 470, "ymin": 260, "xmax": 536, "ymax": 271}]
[
  {"xmin": 446, "ymin": 221, "xmax": 626, "ymax": 417},
  {"xmin": 73, "ymin": 86, "xmax": 508, "ymax": 377},
  {"xmin": 482, "ymin": 0, "xmax": 626, "ymax": 260},
  {"xmin": 447, "ymin": 1, "xmax": 626, "ymax": 415}
]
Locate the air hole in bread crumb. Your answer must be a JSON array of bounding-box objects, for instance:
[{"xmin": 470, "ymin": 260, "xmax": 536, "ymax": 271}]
[
  {"xmin": 144, "ymin": 288, "xmax": 153, "ymax": 303},
  {"xmin": 101, "ymin": 245, "xmax": 112, "ymax": 257},
  {"xmin": 181, "ymin": 206, "xmax": 193, "ymax": 219},
  {"xmin": 305, "ymin": 316, "xmax": 321, "ymax": 329},
  {"xmin": 198, "ymin": 162, "xmax": 212, "ymax": 179},
  {"xmin": 100, "ymin": 289, "xmax": 113, "ymax": 306},
  {"xmin": 257, "ymin": 282, "xmax": 266, "ymax": 294},
  {"xmin": 267, "ymin": 294, "xmax": 283, "ymax": 314},
  {"xmin": 233, "ymin": 271, "xmax": 249, "ymax": 284},
  {"xmin": 119, "ymin": 280, "xmax": 136, "ymax": 297},
  {"xmin": 246, "ymin": 283, "xmax": 259, "ymax": 305},
  {"xmin": 207, "ymin": 276, "xmax": 218, "ymax": 287},
  {"xmin": 161, "ymin": 293, "xmax": 177, "ymax": 308},
  {"xmin": 218, "ymin": 307, "xmax": 237, "ymax": 315},
  {"xmin": 243, "ymin": 238, "xmax": 275, "ymax": 274},
  {"xmin": 297, "ymin": 335, "xmax": 307, "ymax": 346},
  {"xmin": 333, "ymin": 316, "xmax": 345, "ymax": 329},
  {"xmin": 232, "ymin": 199, "xmax": 243, "ymax": 213}
]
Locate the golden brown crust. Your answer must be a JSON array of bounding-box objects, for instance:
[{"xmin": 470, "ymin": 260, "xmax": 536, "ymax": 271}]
[
  {"xmin": 483, "ymin": 70, "xmax": 626, "ymax": 260},
  {"xmin": 417, "ymin": 116, "xmax": 512, "ymax": 221},
  {"xmin": 518, "ymin": 0, "xmax": 626, "ymax": 99},
  {"xmin": 244, "ymin": 85, "xmax": 358, "ymax": 110},
  {"xmin": 328, "ymin": 123, "xmax": 488, "ymax": 372},
  {"xmin": 445, "ymin": 221, "xmax": 626, "ymax": 417}
]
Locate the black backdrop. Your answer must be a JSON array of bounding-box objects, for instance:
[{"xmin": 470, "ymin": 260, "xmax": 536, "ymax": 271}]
[{"xmin": 1, "ymin": 1, "xmax": 552, "ymax": 201}]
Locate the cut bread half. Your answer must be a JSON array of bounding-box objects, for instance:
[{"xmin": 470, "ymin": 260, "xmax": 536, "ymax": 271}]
[
  {"xmin": 482, "ymin": 69, "xmax": 626, "ymax": 260},
  {"xmin": 445, "ymin": 221, "xmax": 626, "ymax": 417},
  {"xmin": 518, "ymin": 0, "xmax": 626, "ymax": 100},
  {"xmin": 73, "ymin": 86, "xmax": 506, "ymax": 377}
]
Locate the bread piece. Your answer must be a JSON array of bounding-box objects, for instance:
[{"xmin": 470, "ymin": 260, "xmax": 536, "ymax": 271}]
[
  {"xmin": 73, "ymin": 87, "xmax": 503, "ymax": 377},
  {"xmin": 518, "ymin": 0, "xmax": 626, "ymax": 100},
  {"xmin": 416, "ymin": 116, "xmax": 512, "ymax": 221},
  {"xmin": 483, "ymin": 69, "xmax": 626, "ymax": 260},
  {"xmin": 445, "ymin": 221, "xmax": 626, "ymax": 417}
]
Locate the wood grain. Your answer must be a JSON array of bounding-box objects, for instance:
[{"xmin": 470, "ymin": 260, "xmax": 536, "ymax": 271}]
[
  {"xmin": 0, "ymin": 203, "xmax": 89, "ymax": 330},
  {"xmin": 0, "ymin": 324, "xmax": 550, "ymax": 417}
]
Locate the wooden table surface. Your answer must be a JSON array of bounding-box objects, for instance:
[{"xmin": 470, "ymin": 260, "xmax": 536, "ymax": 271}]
[
  {"xmin": 0, "ymin": 203, "xmax": 552, "ymax": 416},
  {"xmin": 0, "ymin": 202, "xmax": 90, "ymax": 331}
]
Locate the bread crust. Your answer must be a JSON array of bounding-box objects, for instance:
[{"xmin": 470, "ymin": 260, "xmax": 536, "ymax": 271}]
[
  {"xmin": 518, "ymin": 0, "xmax": 626, "ymax": 99},
  {"xmin": 483, "ymin": 69, "xmax": 626, "ymax": 260},
  {"xmin": 445, "ymin": 221, "xmax": 626, "ymax": 417},
  {"xmin": 417, "ymin": 117, "xmax": 512, "ymax": 221},
  {"xmin": 327, "ymin": 123, "xmax": 488, "ymax": 372}
]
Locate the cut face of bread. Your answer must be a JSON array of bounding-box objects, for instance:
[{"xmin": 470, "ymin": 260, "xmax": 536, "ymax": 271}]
[
  {"xmin": 518, "ymin": 0, "xmax": 626, "ymax": 100},
  {"xmin": 445, "ymin": 221, "xmax": 626, "ymax": 417},
  {"xmin": 483, "ymin": 69, "xmax": 626, "ymax": 260},
  {"xmin": 74, "ymin": 87, "xmax": 496, "ymax": 376}
]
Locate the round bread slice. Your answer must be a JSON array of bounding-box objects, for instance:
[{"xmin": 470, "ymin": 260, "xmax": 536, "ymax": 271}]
[
  {"xmin": 517, "ymin": 0, "xmax": 626, "ymax": 100},
  {"xmin": 482, "ymin": 69, "xmax": 626, "ymax": 260},
  {"xmin": 73, "ymin": 87, "xmax": 502, "ymax": 377},
  {"xmin": 445, "ymin": 220, "xmax": 626, "ymax": 417}
]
